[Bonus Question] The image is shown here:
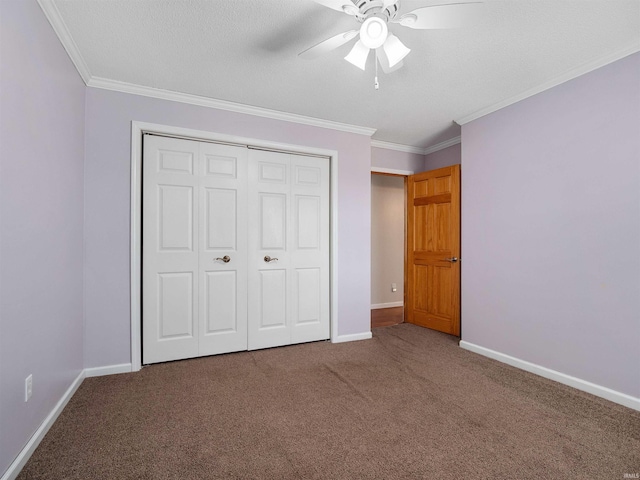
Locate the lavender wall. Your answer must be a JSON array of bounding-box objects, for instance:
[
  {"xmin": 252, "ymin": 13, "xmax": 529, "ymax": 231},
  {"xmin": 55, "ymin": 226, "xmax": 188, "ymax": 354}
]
[
  {"xmin": 461, "ymin": 53, "xmax": 640, "ymax": 398},
  {"xmin": 424, "ymin": 143, "xmax": 461, "ymax": 171},
  {"xmin": 0, "ymin": 0, "xmax": 85, "ymax": 475},
  {"xmin": 371, "ymin": 146, "xmax": 424, "ymax": 172},
  {"xmin": 84, "ymin": 88, "xmax": 372, "ymax": 368}
]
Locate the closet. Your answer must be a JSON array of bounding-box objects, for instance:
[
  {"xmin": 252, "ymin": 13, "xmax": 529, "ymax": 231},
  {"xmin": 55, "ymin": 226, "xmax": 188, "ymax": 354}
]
[{"xmin": 142, "ymin": 134, "xmax": 330, "ymax": 364}]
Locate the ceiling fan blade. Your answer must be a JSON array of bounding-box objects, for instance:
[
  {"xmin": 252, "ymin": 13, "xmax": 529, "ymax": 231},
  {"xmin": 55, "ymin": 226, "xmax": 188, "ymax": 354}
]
[
  {"xmin": 376, "ymin": 48, "xmax": 404, "ymax": 74},
  {"xmin": 312, "ymin": 0, "xmax": 358, "ymax": 14},
  {"xmin": 382, "ymin": 34, "xmax": 410, "ymax": 68},
  {"xmin": 299, "ymin": 30, "xmax": 359, "ymax": 59},
  {"xmin": 382, "ymin": 0, "xmax": 399, "ymax": 8},
  {"xmin": 344, "ymin": 40, "xmax": 371, "ymax": 70},
  {"xmin": 397, "ymin": 2, "xmax": 483, "ymax": 29}
]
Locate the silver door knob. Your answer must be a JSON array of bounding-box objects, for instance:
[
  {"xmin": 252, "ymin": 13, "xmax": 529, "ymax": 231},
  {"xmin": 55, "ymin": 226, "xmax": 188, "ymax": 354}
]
[
  {"xmin": 215, "ymin": 255, "xmax": 231, "ymax": 263},
  {"xmin": 264, "ymin": 256, "xmax": 279, "ymax": 263},
  {"xmin": 445, "ymin": 257, "xmax": 458, "ymax": 263}
]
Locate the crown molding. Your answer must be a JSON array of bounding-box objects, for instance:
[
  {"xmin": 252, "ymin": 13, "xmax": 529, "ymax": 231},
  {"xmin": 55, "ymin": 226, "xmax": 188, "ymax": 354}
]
[
  {"xmin": 37, "ymin": 0, "xmax": 638, "ymax": 142},
  {"xmin": 370, "ymin": 140, "xmax": 425, "ymax": 155},
  {"xmin": 37, "ymin": 0, "xmax": 375, "ymax": 137},
  {"xmin": 372, "ymin": 136, "xmax": 462, "ymax": 156},
  {"xmin": 87, "ymin": 77, "xmax": 376, "ymax": 137},
  {"xmin": 423, "ymin": 136, "xmax": 461, "ymax": 155},
  {"xmin": 456, "ymin": 42, "xmax": 640, "ymax": 125},
  {"xmin": 37, "ymin": 0, "xmax": 91, "ymax": 84},
  {"xmin": 371, "ymin": 167, "xmax": 414, "ymax": 175}
]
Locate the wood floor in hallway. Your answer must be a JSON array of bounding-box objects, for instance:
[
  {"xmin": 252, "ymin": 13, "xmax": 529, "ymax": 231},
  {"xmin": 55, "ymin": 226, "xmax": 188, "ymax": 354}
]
[{"xmin": 371, "ymin": 306, "xmax": 403, "ymax": 328}]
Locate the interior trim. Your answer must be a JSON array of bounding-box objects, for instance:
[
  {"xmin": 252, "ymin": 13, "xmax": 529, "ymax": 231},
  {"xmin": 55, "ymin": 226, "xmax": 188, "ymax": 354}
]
[
  {"xmin": 38, "ymin": 0, "xmax": 639, "ymax": 153},
  {"xmin": 423, "ymin": 136, "xmax": 461, "ymax": 155},
  {"xmin": 0, "ymin": 371, "xmax": 85, "ymax": 480},
  {"xmin": 371, "ymin": 167, "xmax": 414, "ymax": 175},
  {"xmin": 38, "ymin": 0, "xmax": 376, "ymax": 138},
  {"xmin": 455, "ymin": 42, "xmax": 640, "ymax": 125},
  {"xmin": 372, "ymin": 136, "xmax": 462, "ymax": 156},
  {"xmin": 371, "ymin": 302, "xmax": 404, "ymax": 309},
  {"xmin": 84, "ymin": 364, "xmax": 133, "ymax": 378},
  {"xmin": 371, "ymin": 140, "xmax": 425, "ymax": 155},
  {"xmin": 460, "ymin": 341, "xmax": 640, "ymax": 411},
  {"xmin": 332, "ymin": 332, "xmax": 373, "ymax": 343},
  {"xmin": 92, "ymin": 77, "xmax": 376, "ymax": 136},
  {"xmin": 36, "ymin": 0, "xmax": 91, "ymax": 83}
]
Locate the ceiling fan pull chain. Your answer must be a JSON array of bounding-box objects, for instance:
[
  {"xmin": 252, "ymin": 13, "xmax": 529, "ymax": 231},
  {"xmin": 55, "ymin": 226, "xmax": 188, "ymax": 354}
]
[{"xmin": 374, "ymin": 51, "xmax": 380, "ymax": 90}]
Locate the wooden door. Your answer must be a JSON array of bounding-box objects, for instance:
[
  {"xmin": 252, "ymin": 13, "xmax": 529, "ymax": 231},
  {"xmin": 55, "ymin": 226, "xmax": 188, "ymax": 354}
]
[{"xmin": 406, "ymin": 165, "xmax": 461, "ymax": 336}]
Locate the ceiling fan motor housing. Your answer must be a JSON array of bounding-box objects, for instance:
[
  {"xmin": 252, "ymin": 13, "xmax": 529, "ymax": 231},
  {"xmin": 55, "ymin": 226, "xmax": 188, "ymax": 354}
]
[
  {"xmin": 360, "ymin": 16, "xmax": 389, "ymax": 48},
  {"xmin": 351, "ymin": 0, "xmax": 400, "ymax": 22}
]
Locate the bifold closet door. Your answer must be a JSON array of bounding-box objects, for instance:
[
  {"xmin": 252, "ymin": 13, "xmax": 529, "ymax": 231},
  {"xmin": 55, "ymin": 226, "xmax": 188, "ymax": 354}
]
[
  {"xmin": 247, "ymin": 149, "xmax": 330, "ymax": 350},
  {"xmin": 142, "ymin": 135, "xmax": 248, "ymax": 364},
  {"xmin": 143, "ymin": 135, "xmax": 329, "ymax": 364},
  {"xmin": 198, "ymin": 142, "xmax": 248, "ymax": 356}
]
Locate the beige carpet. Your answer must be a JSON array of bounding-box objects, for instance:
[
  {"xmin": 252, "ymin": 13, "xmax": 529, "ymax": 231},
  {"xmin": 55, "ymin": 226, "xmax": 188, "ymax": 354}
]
[{"xmin": 17, "ymin": 324, "xmax": 640, "ymax": 479}]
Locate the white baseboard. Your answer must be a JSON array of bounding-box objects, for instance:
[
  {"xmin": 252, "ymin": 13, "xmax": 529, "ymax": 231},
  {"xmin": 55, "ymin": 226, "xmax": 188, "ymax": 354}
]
[
  {"xmin": 371, "ymin": 302, "xmax": 404, "ymax": 310},
  {"xmin": 459, "ymin": 341, "xmax": 640, "ymax": 411},
  {"xmin": 84, "ymin": 363, "xmax": 132, "ymax": 378},
  {"xmin": 2, "ymin": 363, "xmax": 133, "ymax": 479},
  {"xmin": 1, "ymin": 370, "xmax": 85, "ymax": 480},
  {"xmin": 332, "ymin": 332, "xmax": 373, "ymax": 343}
]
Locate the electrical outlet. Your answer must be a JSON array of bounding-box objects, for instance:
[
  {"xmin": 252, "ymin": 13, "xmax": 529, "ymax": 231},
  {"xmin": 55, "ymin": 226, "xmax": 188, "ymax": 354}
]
[
  {"xmin": 25, "ymin": 374, "xmax": 33, "ymax": 402},
  {"xmin": 391, "ymin": 283, "xmax": 397, "ymax": 292}
]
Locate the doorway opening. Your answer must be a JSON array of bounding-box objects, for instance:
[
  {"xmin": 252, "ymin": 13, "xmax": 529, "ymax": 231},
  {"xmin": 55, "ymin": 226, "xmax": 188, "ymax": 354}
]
[
  {"xmin": 371, "ymin": 164, "xmax": 461, "ymax": 336},
  {"xmin": 370, "ymin": 170, "xmax": 409, "ymax": 329}
]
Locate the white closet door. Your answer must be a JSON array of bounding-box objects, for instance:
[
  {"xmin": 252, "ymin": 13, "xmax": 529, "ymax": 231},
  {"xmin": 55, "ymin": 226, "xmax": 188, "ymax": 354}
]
[
  {"xmin": 247, "ymin": 150, "xmax": 330, "ymax": 350},
  {"xmin": 248, "ymin": 150, "xmax": 291, "ymax": 349},
  {"xmin": 290, "ymin": 155, "xmax": 330, "ymax": 344},
  {"xmin": 143, "ymin": 136, "xmax": 200, "ymax": 364},
  {"xmin": 198, "ymin": 142, "xmax": 248, "ymax": 356},
  {"xmin": 143, "ymin": 136, "xmax": 249, "ymax": 364},
  {"xmin": 143, "ymin": 135, "xmax": 329, "ymax": 363}
]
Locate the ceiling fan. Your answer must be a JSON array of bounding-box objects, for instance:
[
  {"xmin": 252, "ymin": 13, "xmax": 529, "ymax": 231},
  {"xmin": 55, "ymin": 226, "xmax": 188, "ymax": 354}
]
[{"xmin": 299, "ymin": 0, "xmax": 482, "ymax": 75}]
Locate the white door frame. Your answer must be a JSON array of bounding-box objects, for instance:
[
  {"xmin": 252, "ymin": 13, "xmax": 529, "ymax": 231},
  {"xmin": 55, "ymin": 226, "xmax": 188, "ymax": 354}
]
[{"xmin": 130, "ymin": 121, "xmax": 339, "ymax": 372}]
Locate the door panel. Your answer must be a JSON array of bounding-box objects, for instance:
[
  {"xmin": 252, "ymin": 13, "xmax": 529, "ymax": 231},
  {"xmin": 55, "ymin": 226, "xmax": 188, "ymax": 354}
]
[
  {"xmin": 204, "ymin": 271, "xmax": 237, "ymax": 333},
  {"xmin": 295, "ymin": 268, "xmax": 321, "ymax": 325},
  {"xmin": 260, "ymin": 193, "xmax": 287, "ymax": 250},
  {"xmin": 290, "ymin": 155, "xmax": 330, "ymax": 343},
  {"xmin": 198, "ymin": 142, "xmax": 248, "ymax": 356},
  {"xmin": 157, "ymin": 272, "xmax": 194, "ymax": 338},
  {"xmin": 204, "ymin": 188, "xmax": 237, "ymax": 250},
  {"xmin": 296, "ymin": 196, "xmax": 320, "ymax": 249},
  {"xmin": 158, "ymin": 185, "xmax": 194, "ymax": 251},
  {"xmin": 260, "ymin": 269, "xmax": 288, "ymax": 329},
  {"xmin": 143, "ymin": 136, "xmax": 200, "ymax": 364},
  {"xmin": 205, "ymin": 154, "xmax": 237, "ymax": 177},
  {"xmin": 248, "ymin": 151, "xmax": 330, "ymax": 349},
  {"xmin": 157, "ymin": 148, "xmax": 194, "ymax": 174},
  {"xmin": 248, "ymin": 151, "xmax": 291, "ymax": 349},
  {"xmin": 406, "ymin": 165, "xmax": 461, "ymax": 336}
]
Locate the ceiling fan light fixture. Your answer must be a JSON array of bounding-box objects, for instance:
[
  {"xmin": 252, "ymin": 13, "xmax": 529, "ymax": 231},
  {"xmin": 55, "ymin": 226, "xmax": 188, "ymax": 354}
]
[
  {"xmin": 360, "ymin": 17, "xmax": 388, "ymax": 49},
  {"xmin": 344, "ymin": 39, "xmax": 371, "ymax": 70},
  {"xmin": 382, "ymin": 34, "xmax": 410, "ymax": 68}
]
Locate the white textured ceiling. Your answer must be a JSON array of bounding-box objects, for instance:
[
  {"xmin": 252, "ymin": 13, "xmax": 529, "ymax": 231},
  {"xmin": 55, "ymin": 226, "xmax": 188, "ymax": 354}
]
[{"xmin": 51, "ymin": 0, "xmax": 640, "ymax": 149}]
